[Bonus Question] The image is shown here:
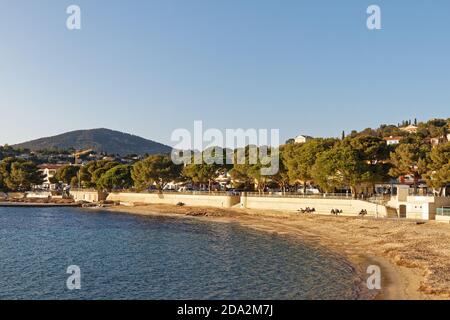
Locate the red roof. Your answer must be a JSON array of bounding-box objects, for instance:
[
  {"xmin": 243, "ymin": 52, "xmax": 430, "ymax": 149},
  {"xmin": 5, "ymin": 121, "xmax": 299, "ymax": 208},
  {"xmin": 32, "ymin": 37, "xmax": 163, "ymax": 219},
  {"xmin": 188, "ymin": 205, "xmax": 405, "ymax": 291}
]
[
  {"xmin": 383, "ymin": 136, "xmax": 403, "ymax": 141},
  {"xmin": 37, "ymin": 164, "xmax": 67, "ymax": 170}
]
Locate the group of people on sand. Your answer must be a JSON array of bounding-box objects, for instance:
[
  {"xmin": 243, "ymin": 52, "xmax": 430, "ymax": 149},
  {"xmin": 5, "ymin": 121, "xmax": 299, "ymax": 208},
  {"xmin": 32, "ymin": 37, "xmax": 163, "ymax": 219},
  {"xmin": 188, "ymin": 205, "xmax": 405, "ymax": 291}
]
[
  {"xmin": 297, "ymin": 207, "xmax": 368, "ymax": 215},
  {"xmin": 330, "ymin": 209, "xmax": 343, "ymax": 215},
  {"xmin": 359, "ymin": 209, "xmax": 368, "ymax": 216}
]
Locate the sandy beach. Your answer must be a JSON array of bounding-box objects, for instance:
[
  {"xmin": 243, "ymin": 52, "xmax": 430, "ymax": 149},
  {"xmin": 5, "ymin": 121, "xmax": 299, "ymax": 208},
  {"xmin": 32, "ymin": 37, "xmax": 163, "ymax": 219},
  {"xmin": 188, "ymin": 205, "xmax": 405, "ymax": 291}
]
[{"xmin": 96, "ymin": 203, "xmax": 450, "ymax": 300}]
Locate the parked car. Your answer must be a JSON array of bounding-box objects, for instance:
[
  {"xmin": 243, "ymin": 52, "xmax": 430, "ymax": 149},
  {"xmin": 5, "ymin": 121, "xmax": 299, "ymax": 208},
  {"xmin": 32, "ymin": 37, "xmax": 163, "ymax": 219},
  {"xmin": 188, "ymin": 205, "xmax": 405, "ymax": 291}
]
[
  {"xmin": 297, "ymin": 187, "xmax": 320, "ymax": 194},
  {"xmin": 226, "ymin": 190, "xmax": 241, "ymax": 196}
]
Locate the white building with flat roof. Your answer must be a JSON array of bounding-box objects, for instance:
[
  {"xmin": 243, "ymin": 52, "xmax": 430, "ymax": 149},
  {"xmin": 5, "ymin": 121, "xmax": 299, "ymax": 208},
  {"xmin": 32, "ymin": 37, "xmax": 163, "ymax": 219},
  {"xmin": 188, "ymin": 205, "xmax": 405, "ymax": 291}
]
[
  {"xmin": 294, "ymin": 135, "xmax": 313, "ymax": 144},
  {"xmin": 383, "ymin": 136, "xmax": 403, "ymax": 145}
]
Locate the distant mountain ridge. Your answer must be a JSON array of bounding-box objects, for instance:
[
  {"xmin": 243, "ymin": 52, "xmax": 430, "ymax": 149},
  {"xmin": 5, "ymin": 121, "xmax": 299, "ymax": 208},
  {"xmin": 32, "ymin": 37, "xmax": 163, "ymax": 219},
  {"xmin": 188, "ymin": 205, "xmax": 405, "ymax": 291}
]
[{"xmin": 12, "ymin": 128, "xmax": 172, "ymax": 156}]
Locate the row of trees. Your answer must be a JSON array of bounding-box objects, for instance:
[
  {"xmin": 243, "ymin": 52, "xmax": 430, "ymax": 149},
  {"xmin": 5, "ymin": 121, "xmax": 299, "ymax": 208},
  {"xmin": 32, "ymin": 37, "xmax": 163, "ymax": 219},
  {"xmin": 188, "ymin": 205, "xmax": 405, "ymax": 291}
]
[
  {"xmin": 1, "ymin": 118, "xmax": 449, "ymax": 194},
  {"xmin": 2, "ymin": 137, "xmax": 448, "ymax": 195},
  {"xmin": 53, "ymin": 160, "xmax": 134, "ymax": 191},
  {"xmin": 49, "ymin": 134, "xmax": 449, "ymax": 196},
  {"xmin": 289, "ymin": 136, "xmax": 448, "ymax": 194},
  {"xmin": 0, "ymin": 157, "xmax": 44, "ymax": 192}
]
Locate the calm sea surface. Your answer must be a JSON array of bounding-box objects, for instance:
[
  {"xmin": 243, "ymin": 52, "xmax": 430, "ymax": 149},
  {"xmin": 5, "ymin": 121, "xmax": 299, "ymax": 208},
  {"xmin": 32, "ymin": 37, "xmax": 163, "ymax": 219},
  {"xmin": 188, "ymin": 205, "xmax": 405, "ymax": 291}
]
[{"xmin": 0, "ymin": 207, "xmax": 361, "ymax": 299}]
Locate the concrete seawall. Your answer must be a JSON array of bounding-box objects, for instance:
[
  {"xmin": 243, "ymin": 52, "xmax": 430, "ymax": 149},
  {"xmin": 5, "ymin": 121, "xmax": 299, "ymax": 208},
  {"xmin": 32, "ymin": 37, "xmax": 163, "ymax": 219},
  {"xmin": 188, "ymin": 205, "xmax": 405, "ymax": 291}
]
[
  {"xmin": 71, "ymin": 190, "xmax": 108, "ymax": 203},
  {"xmin": 240, "ymin": 195, "xmax": 390, "ymax": 217},
  {"xmin": 106, "ymin": 192, "xmax": 241, "ymax": 208},
  {"xmin": 103, "ymin": 192, "xmax": 390, "ymax": 217},
  {"xmin": 69, "ymin": 189, "xmax": 393, "ymax": 217}
]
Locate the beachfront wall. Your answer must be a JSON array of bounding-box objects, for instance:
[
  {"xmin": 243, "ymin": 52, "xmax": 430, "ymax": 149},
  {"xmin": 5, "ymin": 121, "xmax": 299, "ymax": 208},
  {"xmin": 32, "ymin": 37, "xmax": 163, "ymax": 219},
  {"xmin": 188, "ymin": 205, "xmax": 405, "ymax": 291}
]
[
  {"xmin": 70, "ymin": 190, "xmax": 108, "ymax": 203},
  {"xmin": 6, "ymin": 192, "xmax": 26, "ymax": 199},
  {"xmin": 435, "ymin": 215, "xmax": 450, "ymax": 223},
  {"xmin": 406, "ymin": 196, "xmax": 450, "ymax": 221},
  {"xmin": 240, "ymin": 195, "xmax": 390, "ymax": 217},
  {"xmin": 106, "ymin": 192, "xmax": 241, "ymax": 208}
]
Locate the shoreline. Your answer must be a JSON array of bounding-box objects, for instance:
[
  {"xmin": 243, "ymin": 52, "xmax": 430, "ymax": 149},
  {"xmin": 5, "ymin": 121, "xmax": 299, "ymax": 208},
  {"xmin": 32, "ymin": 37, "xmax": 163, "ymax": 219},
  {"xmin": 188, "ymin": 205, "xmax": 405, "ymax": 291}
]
[
  {"xmin": 0, "ymin": 202, "xmax": 80, "ymax": 207},
  {"xmin": 91, "ymin": 203, "xmax": 449, "ymax": 300}
]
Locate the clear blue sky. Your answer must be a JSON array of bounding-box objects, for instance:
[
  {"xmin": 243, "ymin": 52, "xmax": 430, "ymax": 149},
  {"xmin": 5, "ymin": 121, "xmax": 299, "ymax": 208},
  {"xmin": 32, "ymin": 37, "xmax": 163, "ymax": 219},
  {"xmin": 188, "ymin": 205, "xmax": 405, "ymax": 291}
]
[{"xmin": 0, "ymin": 0, "xmax": 449, "ymax": 147}]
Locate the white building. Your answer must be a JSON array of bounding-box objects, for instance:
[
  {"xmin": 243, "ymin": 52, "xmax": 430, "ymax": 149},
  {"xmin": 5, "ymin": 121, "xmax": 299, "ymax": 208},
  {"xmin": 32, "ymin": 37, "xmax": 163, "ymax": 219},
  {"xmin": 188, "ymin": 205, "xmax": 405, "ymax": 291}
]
[
  {"xmin": 383, "ymin": 136, "xmax": 402, "ymax": 145},
  {"xmin": 294, "ymin": 135, "xmax": 313, "ymax": 144},
  {"xmin": 37, "ymin": 164, "xmax": 67, "ymax": 190}
]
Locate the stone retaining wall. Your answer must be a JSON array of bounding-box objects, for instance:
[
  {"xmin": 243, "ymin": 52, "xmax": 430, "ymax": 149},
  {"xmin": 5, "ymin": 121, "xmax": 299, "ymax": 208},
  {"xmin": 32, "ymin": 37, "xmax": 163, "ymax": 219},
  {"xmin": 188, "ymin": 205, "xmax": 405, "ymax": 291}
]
[
  {"xmin": 106, "ymin": 192, "xmax": 241, "ymax": 208},
  {"xmin": 240, "ymin": 195, "xmax": 389, "ymax": 217}
]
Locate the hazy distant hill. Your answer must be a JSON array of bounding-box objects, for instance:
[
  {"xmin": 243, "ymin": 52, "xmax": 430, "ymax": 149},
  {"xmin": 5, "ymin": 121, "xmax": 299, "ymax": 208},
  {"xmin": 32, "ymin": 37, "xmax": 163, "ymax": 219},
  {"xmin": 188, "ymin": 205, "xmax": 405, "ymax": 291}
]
[{"xmin": 13, "ymin": 128, "xmax": 172, "ymax": 156}]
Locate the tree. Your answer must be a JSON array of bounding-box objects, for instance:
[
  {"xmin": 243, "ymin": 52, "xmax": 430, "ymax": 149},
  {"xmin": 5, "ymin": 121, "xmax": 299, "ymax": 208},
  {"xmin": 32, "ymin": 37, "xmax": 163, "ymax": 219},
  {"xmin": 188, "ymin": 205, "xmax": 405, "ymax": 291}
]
[
  {"xmin": 311, "ymin": 143, "xmax": 373, "ymax": 195},
  {"xmin": 54, "ymin": 165, "xmax": 80, "ymax": 184},
  {"xmin": 344, "ymin": 135, "xmax": 391, "ymax": 192},
  {"xmin": 97, "ymin": 165, "xmax": 133, "ymax": 191},
  {"xmin": 183, "ymin": 163, "xmax": 219, "ymax": 191},
  {"xmin": 283, "ymin": 138, "xmax": 336, "ymax": 192},
  {"xmin": 231, "ymin": 162, "xmax": 269, "ymax": 193},
  {"xmin": 230, "ymin": 146, "xmax": 279, "ymax": 193},
  {"xmin": 346, "ymin": 135, "xmax": 389, "ymax": 163},
  {"xmin": 131, "ymin": 155, "xmax": 182, "ymax": 191},
  {"xmin": 285, "ymin": 138, "xmax": 295, "ymax": 144},
  {"xmin": 77, "ymin": 165, "xmax": 93, "ymax": 188},
  {"xmin": 270, "ymin": 147, "xmax": 290, "ymax": 193},
  {"xmin": 389, "ymin": 143, "xmax": 429, "ymax": 190},
  {"xmin": 182, "ymin": 148, "xmax": 229, "ymax": 191},
  {"xmin": 424, "ymin": 142, "xmax": 450, "ymax": 194},
  {"xmin": 0, "ymin": 169, "xmax": 4, "ymax": 191},
  {"xmin": 75, "ymin": 160, "xmax": 119, "ymax": 188},
  {"xmin": 91, "ymin": 161, "xmax": 120, "ymax": 186},
  {"xmin": 229, "ymin": 155, "xmax": 255, "ymax": 191},
  {"xmin": 0, "ymin": 157, "xmax": 44, "ymax": 191},
  {"xmin": 70, "ymin": 176, "xmax": 79, "ymax": 187}
]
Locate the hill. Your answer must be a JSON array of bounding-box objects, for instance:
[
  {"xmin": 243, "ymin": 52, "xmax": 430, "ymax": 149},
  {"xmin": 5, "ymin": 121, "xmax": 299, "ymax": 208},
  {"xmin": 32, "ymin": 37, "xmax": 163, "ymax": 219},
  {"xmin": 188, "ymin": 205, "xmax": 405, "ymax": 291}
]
[{"xmin": 12, "ymin": 128, "xmax": 172, "ymax": 156}]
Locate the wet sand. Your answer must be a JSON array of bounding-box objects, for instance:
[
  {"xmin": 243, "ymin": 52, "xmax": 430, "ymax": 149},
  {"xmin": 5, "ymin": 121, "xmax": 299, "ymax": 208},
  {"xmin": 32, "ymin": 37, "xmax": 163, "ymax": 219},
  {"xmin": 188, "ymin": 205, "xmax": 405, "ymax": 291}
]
[{"xmin": 95, "ymin": 204, "xmax": 450, "ymax": 300}]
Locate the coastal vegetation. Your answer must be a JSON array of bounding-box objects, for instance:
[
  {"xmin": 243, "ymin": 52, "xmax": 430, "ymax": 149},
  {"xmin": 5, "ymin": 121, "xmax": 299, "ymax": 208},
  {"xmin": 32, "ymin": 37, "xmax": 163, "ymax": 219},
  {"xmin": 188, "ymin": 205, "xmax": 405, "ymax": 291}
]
[
  {"xmin": 131, "ymin": 155, "xmax": 182, "ymax": 191},
  {"xmin": 0, "ymin": 157, "xmax": 44, "ymax": 192},
  {"xmin": 0, "ymin": 118, "xmax": 449, "ymax": 195}
]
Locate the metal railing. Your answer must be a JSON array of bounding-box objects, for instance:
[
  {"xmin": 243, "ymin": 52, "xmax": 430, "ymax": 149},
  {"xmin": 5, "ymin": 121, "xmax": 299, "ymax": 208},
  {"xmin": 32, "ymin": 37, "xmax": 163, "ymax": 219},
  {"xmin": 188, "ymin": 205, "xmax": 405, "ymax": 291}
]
[
  {"xmin": 70, "ymin": 188, "xmax": 99, "ymax": 192},
  {"xmin": 408, "ymin": 189, "xmax": 434, "ymax": 196},
  {"xmin": 437, "ymin": 208, "xmax": 450, "ymax": 217},
  {"xmin": 134, "ymin": 190, "xmax": 234, "ymax": 196},
  {"xmin": 244, "ymin": 192, "xmax": 353, "ymax": 199},
  {"xmin": 71, "ymin": 188, "xmax": 235, "ymax": 196},
  {"xmin": 69, "ymin": 188, "xmax": 393, "ymax": 202}
]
